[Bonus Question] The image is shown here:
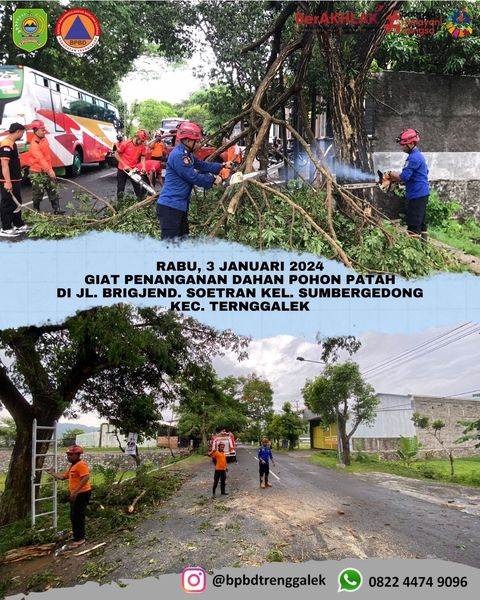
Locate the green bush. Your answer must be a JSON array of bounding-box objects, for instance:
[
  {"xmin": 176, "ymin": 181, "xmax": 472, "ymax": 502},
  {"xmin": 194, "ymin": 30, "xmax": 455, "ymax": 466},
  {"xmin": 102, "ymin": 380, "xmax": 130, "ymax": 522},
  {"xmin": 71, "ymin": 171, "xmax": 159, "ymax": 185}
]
[{"xmin": 426, "ymin": 192, "xmax": 460, "ymax": 229}]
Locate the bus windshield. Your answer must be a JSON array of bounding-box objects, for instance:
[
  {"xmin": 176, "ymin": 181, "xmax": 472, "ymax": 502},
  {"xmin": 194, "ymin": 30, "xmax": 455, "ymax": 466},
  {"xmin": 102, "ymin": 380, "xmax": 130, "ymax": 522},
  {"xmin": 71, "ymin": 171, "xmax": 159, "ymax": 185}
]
[
  {"xmin": 0, "ymin": 67, "xmax": 23, "ymax": 100},
  {"xmin": 0, "ymin": 67, "xmax": 24, "ymax": 125}
]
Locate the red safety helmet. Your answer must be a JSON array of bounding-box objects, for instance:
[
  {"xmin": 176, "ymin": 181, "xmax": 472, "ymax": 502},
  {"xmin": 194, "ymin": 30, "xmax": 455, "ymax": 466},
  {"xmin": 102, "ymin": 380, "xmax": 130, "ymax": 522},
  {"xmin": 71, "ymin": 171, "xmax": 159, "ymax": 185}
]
[
  {"xmin": 177, "ymin": 121, "xmax": 203, "ymax": 141},
  {"xmin": 29, "ymin": 119, "xmax": 47, "ymax": 130},
  {"xmin": 396, "ymin": 129, "xmax": 420, "ymax": 145},
  {"xmin": 66, "ymin": 445, "xmax": 84, "ymax": 455},
  {"xmin": 136, "ymin": 129, "xmax": 150, "ymax": 141}
]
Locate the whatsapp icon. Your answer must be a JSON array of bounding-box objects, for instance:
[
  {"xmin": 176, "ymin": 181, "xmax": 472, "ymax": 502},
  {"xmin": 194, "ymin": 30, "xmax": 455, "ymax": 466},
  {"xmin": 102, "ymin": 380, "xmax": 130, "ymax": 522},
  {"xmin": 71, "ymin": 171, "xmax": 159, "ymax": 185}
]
[{"xmin": 338, "ymin": 568, "xmax": 363, "ymax": 592}]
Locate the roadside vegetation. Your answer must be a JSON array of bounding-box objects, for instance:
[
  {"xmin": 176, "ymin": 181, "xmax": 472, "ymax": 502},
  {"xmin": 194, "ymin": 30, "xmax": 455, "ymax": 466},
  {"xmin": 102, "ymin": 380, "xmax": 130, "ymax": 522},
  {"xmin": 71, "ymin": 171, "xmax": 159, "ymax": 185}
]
[
  {"xmin": 310, "ymin": 451, "xmax": 480, "ymax": 487},
  {"xmin": 424, "ymin": 193, "xmax": 480, "ymax": 259},
  {"xmin": 0, "ymin": 458, "xmax": 200, "ymax": 558}
]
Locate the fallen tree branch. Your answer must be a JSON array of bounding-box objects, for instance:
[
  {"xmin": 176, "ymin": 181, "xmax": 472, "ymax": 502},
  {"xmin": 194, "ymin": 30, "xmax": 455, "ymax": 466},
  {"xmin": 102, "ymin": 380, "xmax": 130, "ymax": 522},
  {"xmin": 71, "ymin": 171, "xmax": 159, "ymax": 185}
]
[
  {"xmin": 127, "ymin": 490, "xmax": 146, "ymax": 514},
  {"xmin": 250, "ymin": 180, "xmax": 353, "ymax": 269}
]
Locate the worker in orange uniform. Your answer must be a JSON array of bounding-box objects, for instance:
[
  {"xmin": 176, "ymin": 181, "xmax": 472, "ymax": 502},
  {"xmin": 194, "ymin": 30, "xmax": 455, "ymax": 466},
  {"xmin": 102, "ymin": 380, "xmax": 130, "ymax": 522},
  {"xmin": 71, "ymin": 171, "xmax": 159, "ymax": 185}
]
[
  {"xmin": 148, "ymin": 131, "xmax": 166, "ymax": 185},
  {"xmin": 47, "ymin": 445, "xmax": 91, "ymax": 547},
  {"xmin": 115, "ymin": 129, "xmax": 149, "ymax": 199},
  {"xmin": 219, "ymin": 136, "xmax": 242, "ymax": 180},
  {"xmin": 208, "ymin": 441, "xmax": 229, "ymax": 499},
  {"xmin": 149, "ymin": 131, "xmax": 166, "ymax": 163},
  {"xmin": 27, "ymin": 119, "xmax": 65, "ymax": 215}
]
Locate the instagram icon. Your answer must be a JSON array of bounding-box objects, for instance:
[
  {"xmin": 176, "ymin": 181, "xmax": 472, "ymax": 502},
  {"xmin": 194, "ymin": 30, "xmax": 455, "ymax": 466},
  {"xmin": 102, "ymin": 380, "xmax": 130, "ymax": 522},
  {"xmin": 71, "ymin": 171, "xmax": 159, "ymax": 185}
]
[{"xmin": 182, "ymin": 567, "xmax": 207, "ymax": 593}]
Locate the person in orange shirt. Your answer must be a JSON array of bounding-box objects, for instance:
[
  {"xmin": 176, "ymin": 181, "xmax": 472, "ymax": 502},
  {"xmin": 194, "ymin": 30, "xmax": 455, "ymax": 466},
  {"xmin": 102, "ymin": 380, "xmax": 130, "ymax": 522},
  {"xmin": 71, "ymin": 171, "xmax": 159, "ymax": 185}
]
[
  {"xmin": 208, "ymin": 441, "xmax": 228, "ymax": 499},
  {"xmin": 27, "ymin": 120, "xmax": 65, "ymax": 215},
  {"xmin": 47, "ymin": 445, "xmax": 91, "ymax": 547}
]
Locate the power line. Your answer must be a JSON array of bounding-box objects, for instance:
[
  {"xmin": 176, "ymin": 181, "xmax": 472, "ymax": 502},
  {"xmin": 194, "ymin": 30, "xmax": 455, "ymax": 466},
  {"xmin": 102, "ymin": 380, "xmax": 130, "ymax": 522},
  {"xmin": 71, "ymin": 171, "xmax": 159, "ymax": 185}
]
[
  {"xmin": 362, "ymin": 322, "xmax": 473, "ymax": 376},
  {"xmin": 445, "ymin": 387, "xmax": 480, "ymax": 398},
  {"xmin": 363, "ymin": 323, "xmax": 480, "ymax": 379}
]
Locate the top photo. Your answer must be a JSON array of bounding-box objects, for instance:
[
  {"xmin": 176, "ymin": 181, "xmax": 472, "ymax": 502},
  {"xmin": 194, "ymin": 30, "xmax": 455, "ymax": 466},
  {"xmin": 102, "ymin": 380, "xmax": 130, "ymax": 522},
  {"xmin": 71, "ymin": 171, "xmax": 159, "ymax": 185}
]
[{"xmin": 0, "ymin": 0, "xmax": 479, "ymax": 277}]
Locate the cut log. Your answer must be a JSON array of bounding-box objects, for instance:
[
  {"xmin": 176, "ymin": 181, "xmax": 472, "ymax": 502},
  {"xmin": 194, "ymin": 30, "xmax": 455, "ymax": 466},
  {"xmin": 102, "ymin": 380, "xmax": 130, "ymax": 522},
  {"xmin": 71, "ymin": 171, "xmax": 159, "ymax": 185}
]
[{"xmin": 1, "ymin": 542, "xmax": 56, "ymax": 564}]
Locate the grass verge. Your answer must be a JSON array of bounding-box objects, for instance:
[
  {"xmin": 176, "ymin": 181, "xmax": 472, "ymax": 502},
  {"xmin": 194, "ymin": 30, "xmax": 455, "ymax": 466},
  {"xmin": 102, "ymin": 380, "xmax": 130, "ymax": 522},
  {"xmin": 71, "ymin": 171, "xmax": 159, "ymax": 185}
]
[{"xmin": 310, "ymin": 451, "xmax": 480, "ymax": 487}]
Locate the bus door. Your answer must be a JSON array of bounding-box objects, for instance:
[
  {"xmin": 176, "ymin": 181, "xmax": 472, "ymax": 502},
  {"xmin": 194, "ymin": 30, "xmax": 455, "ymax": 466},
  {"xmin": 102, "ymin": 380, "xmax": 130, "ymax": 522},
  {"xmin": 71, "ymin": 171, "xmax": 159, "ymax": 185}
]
[{"xmin": 49, "ymin": 89, "xmax": 64, "ymax": 132}]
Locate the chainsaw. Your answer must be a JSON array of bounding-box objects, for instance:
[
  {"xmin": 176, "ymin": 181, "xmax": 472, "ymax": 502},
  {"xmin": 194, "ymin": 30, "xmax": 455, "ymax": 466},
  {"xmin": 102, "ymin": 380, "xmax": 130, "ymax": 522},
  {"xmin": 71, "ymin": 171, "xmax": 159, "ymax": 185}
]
[
  {"xmin": 124, "ymin": 168, "xmax": 156, "ymax": 196},
  {"xmin": 340, "ymin": 171, "xmax": 403, "ymax": 193},
  {"xmin": 225, "ymin": 162, "xmax": 282, "ymax": 186}
]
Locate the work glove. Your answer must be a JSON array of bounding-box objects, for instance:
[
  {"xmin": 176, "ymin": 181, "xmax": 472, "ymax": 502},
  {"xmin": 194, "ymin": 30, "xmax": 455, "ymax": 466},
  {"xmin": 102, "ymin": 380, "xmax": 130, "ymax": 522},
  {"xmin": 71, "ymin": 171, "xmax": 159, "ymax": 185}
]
[{"xmin": 213, "ymin": 175, "xmax": 223, "ymax": 186}]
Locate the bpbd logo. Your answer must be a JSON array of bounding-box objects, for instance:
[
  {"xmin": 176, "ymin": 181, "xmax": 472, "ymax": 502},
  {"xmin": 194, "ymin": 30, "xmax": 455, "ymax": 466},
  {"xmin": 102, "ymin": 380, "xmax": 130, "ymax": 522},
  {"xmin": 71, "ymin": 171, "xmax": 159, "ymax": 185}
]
[{"xmin": 55, "ymin": 8, "xmax": 101, "ymax": 54}]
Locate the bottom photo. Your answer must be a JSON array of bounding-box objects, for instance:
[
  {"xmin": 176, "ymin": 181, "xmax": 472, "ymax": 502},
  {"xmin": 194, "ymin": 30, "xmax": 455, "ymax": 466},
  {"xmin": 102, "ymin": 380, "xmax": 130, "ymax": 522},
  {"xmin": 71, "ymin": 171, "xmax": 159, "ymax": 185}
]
[{"xmin": 0, "ymin": 308, "xmax": 479, "ymax": 596}]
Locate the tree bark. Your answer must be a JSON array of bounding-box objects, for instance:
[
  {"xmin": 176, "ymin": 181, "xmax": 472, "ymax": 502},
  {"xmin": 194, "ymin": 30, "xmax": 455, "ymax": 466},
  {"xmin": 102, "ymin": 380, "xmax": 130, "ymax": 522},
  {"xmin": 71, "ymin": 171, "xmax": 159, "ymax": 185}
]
[{"xmin": 0, "ymin": 421, "xmax": 33, "ymax": 525}]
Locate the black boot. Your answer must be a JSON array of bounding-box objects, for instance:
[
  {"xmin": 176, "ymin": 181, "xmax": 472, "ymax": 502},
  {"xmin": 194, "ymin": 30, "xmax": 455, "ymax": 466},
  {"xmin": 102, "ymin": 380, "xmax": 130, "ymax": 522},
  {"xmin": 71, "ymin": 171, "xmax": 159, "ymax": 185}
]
[{"xmin": 51, "ymin": 200, "xmax": 65, "ymax": 215}]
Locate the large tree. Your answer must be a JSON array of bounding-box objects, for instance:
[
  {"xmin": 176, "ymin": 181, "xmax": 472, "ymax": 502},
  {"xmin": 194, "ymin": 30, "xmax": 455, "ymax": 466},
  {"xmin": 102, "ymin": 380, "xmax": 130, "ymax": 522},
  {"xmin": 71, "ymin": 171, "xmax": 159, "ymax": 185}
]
[
  {"xmin": 0, "ymin": 306, "xmax": 247, "ymax": 525},
  {"xmin": 302, "ymin": 361, "xmax": 378, "ymax": 465}
]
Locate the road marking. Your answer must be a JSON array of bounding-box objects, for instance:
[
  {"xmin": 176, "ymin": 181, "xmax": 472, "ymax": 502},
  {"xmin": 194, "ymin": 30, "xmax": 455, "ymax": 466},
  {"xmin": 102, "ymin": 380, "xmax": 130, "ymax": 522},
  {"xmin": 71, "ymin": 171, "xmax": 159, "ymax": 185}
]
[
  {"xmin": 97, "ymin": 170, "xmax": 116, "ymax": 179},
  {"xmin": 253, "ymin": 456, "xmax": 280, "ymax": 480}
]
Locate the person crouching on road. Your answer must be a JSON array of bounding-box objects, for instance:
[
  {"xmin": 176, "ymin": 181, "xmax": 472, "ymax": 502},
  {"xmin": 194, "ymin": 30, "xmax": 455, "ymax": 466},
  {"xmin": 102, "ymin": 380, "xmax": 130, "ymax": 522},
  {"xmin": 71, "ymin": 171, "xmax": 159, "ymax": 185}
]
[
  {"xmin": 258, "ymin": 437, "xmax": 275, "ymax": 488},
  {"xmin": 157, "ymin": 121, "xmax": 234, "ymax": 240},
  {"xmin": 0, "ymin": 122, "xmax": 29, "ymax": 237},
  {"xmin": 47, "ymin": 445, "xmax": 91, "ymax": 547},
  {"xmin": 115, "ymin": 130, "xmax": 148, "ymax": 200},
  {"xmin": 386, "ymin": 129, "xmax": 430, "ymax": 240},
  {"xmin": 208, "ymin": 441, "xmax": 228, "ymax": 499},
  {"xmin": 27, "ymin": 120, "xmax": 65, "ymax": 215}
]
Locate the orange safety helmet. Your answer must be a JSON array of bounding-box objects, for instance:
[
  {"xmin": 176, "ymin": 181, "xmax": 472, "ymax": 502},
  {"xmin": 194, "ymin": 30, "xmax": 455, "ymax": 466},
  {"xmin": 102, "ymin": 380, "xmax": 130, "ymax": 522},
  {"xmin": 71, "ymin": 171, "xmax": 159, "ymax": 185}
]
[
  {"xmin": 177, "ymin": 121, "xmax": 203, "ymax": 141},
  {"xmin": 136, "ymin": 129, "xmax": 150, "ymax": 141},
  {"xmin": 66, "ymin": 445, "xmax": 84, "ymax": 455},
  {"xmin": 396, "ymin": 129, "xmax": 420, "ymax": 145}
]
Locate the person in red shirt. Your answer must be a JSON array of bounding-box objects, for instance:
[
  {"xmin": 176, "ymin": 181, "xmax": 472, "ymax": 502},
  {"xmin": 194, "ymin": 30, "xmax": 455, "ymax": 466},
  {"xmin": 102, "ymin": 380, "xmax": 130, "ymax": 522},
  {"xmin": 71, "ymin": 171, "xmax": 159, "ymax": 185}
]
[
  {"xmin": 138, "ymin": 158, "xmax": 163, "ymax": 189},
  {"xmin": 115, "ymin": 129, "xmax": 149, "ymax": 199},
  {"xmin": 208, "ymin": 441, "xmax": 228, "ymax": 499},
  {"xmin": 47, "ymin": 445, "xmax": 91, "ymax": 547}
]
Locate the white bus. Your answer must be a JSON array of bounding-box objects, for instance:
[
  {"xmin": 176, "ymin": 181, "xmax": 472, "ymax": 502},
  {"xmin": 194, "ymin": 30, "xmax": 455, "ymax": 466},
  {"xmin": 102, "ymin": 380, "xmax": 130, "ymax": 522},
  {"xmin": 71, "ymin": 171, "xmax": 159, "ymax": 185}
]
[{"xmin": 0, "ymin": 65, "xmax": 122, "ymax": 176}]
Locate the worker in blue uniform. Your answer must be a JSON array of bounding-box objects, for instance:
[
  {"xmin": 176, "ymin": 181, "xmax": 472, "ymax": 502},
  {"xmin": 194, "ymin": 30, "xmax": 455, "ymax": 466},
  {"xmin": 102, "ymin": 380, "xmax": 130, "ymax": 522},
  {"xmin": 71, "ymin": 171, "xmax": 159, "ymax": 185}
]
[
  {"xmin": 387, "ymin": 129, "xmax": 430, "ymax": 240},
  {"xmin": 157, "ymin": 121, "xmax": 233, "ymax": 239}
]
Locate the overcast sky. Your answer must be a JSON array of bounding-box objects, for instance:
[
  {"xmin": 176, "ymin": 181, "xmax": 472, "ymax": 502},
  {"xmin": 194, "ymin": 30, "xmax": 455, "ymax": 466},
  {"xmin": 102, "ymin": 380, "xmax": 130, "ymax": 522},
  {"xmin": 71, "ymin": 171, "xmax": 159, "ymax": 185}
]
[
  {"xmin": 212, "ymin": 324, "xmax": 480, "ymax": 413},
  {"xmin": 25, "ymin": 322, "xmax": 476, "ymax": 428}
]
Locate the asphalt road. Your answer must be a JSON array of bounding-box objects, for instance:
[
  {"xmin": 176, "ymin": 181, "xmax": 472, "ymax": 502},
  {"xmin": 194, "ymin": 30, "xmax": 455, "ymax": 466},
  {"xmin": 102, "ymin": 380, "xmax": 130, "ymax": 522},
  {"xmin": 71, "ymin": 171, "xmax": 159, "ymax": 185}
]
[
  {"xmin": 0, "ymin": 165, "xmax": 158, "ymax": 243},
  {"xmin": 22, "ymin": 165, "xmax": 122, "ymax": 212},
  {"xmin": 99, "ymin": 447, "xmax": 480, "ymax": 581}
]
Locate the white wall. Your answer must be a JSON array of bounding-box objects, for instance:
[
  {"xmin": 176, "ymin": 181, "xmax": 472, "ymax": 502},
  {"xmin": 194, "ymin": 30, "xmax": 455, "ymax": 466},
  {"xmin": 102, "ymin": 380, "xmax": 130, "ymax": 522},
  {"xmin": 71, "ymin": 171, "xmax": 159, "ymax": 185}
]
[{"xmin": 352, "ymin": 393, "xmax": 415, "ymax": 439}]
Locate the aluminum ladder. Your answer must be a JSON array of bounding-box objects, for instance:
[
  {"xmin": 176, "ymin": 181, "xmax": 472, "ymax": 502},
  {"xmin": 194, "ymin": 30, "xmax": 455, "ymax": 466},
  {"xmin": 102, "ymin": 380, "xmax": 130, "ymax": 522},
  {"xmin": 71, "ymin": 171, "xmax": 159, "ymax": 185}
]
[{"xmin": 31, "ymin": 419, "xmax": 58, "ymax": 529}]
